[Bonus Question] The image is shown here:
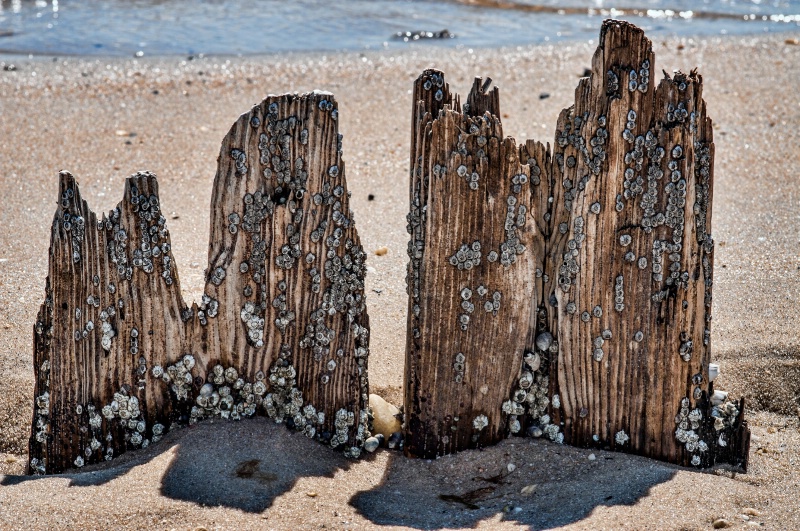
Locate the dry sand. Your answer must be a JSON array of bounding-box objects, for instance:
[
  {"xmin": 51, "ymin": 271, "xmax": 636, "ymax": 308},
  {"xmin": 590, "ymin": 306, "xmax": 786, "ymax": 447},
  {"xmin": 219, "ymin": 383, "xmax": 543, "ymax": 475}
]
[{"xmin": 1, "ymin": 31, "xmax": 799, "ymax": 529}]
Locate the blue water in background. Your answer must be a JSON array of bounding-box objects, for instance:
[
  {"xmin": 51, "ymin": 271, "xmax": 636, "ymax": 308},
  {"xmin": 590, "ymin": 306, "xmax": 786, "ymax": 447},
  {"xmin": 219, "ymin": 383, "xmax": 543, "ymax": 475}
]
[{"xmin": 0, "ymin": 0, "xmax": 798, "ymax": 57}]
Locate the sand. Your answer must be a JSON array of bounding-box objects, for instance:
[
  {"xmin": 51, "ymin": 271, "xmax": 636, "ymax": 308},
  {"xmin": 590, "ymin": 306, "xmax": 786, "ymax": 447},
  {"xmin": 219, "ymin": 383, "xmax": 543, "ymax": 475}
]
[{"xmin": 1, "ymin": 31, "xmax": 799, "ymax": 529}]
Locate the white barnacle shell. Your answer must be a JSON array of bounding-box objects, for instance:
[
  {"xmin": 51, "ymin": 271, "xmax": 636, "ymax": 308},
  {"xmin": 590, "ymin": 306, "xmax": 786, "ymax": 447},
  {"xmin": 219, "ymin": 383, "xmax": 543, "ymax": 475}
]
[
  {"xmin": 473, "ymin": 414, "xmax": 489, "ymax": 431},
  {"xmin": 182, "ymin": 354, "xmax": 196, "ymax": 370},
  {"xmin": 615, "ymin": 430, "xmax": 629, "ymax": 446},
  {"xmin": 524, "ymin": 352, "xmax": 541, "ymax": 372},
  {"xmin": 74, "ymin": 456, "xmax": 84, "ymax": 468}
]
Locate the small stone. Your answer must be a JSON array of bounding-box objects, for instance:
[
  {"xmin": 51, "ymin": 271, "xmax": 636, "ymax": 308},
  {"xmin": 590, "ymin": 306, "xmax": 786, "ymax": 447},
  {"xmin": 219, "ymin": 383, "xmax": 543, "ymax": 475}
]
[
  {"xmin": 507, "ymin": 463, "xmax": 516, "ymax": 473},
  {"xmin": 306, "ymin": 492, "xmax": 318, "ymax": 498},
  {"xmin": 387, "ymin": 431, "xmax": 403, "ymax": 450},
  {"xmin": 368, "ymin": 194, "xmax": 375, "ymax": 201},
  {"xmin": 588, "ymin": 453, "xmax": 596, "ymax": 461},
  {"xmin": 767, "ymin": 427, "xmax": 777, "ymax": 434},
  {"xmin": 742, "ymin": 508, "xmax": 760, "ymax": 517},
  {"xmin": 520, "ymin": 484, "xmax": 537, "ymax": 496},
  {"xmin": 539, "ymin": 93, "xmax": 550, "ymax": 100},
  {"xmin": 713, "ymin": 518, "xmax": 731, "ymax": 529},
  {"xmin": 375, "ymin": 246, "xmax": 388, "ymax": 256},
  {"xmin": 364, "ymin": 437, "xmax": 381, "ymax": 453},
  {"xmin": 526, "ymin": 426, "xmax": 543, "ymax": 438},
  {"xmin": 369, "ymin": 394, "xmax": 402, "ymax": 437}
]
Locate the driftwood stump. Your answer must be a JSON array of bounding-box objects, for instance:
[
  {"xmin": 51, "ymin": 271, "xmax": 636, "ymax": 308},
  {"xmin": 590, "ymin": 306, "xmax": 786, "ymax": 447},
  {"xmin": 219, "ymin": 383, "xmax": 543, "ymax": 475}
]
[
  {"xmin": 405, "ymin": 20, "xmax": 749, "ymax": 469},
  {"xmin": 30, "ymin": 92, "xmax": 371, "ymax": 475}
]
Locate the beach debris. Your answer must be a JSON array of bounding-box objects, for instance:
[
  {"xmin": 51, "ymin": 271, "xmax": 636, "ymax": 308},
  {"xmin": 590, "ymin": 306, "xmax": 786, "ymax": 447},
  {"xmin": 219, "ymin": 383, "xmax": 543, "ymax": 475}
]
[
  {"xmin": 393, "ymin": 29, "xmax": 455, "ymax": 42},
  {"xmin": 403, "ymin": 20, "xmax": 749, "ymax": 470},
  {"xmin": 375, "ymin": 246, "xmax": 388, "ymax": 256},
  {"xmin": 28, "ymin": 92, "xmax": 371, "ymax": 474},
  {"xmin": 712, "ymin": 518, "xmax": 732, "ymax": 529}
]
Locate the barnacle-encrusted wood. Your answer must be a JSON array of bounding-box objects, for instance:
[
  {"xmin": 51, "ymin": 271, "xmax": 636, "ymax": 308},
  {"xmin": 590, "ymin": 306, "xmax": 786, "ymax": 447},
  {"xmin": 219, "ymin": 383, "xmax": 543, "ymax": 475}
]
[
  {"xmin": 29, "ymin": 92, "xmax": 370, "ymax": 474},
  {"xmin": 404, "ymin": 72, "xmax": 549, "ymax": 458},
  {"xmin": 547, "ymin": 20, "xmax": 748, "ymax": 469},
  {"xmin": 405, "ymin": 20, "xmax": 749, "ymax": 469}
]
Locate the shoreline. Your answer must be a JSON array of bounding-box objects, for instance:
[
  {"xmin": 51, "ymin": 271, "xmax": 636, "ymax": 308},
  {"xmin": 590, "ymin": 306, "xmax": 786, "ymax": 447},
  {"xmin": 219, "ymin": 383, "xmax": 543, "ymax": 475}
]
[
  {"xmin": 1, "ymin": 26, "xmax": 799, "ymax": 63},
  {"xmin": 1, "ymin": 30, "xmax": 799, "ymax": 528}
]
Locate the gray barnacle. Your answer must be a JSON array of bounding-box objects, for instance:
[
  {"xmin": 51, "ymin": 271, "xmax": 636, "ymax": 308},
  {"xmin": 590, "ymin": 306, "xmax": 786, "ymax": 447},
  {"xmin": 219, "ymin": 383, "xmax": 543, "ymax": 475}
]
[{"xmin": 472, "ymin": 414, "xmax": 489, "ymax": 431}]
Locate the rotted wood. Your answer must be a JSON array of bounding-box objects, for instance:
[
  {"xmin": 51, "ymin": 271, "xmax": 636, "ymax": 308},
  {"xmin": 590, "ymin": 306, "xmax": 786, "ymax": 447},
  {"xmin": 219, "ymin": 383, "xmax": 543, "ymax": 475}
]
[
  {"xmin": 404, "ymin": 70, "xmax": 550, "ymax": 458},
  {"xmin": 405, "ymin": 20, "xmax": 749, "ymax": 469},
  {"xmin": 29, "ymin": 92, "xmax": 371, "ymax": 475}
]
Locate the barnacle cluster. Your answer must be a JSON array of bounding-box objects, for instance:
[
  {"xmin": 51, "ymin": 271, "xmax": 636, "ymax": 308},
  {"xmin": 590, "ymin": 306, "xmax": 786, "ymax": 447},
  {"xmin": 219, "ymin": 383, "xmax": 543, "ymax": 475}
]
[
  {"xmin": 448, "ymin": 241, "xmax": 481, "ymax": 270},
  {"xmin": 198, "ymin": 293, "xmax": 219, "ymax": 326},
  {"xmin": 502, "ymin": 333, "xmax": 560, "ymax": 443},
  {"xmin": 558, "ymin": 215, "xmax": 585, "ymax": 292},
  {"xmin": 627, "ymin": 58, "xmax": 650, "ymax": 93},
  {"xmin": 60, "ymin": 209, "xmax": 86, "ymax": 264},
  {"xmin": 556, "ymin": 111, "xmax": 605, "ymax": 191},
  {"xmin": 674, "ymin": 396, "xmax": 709, "ymax": 466},
  {"xmin": 126, "ymin": 179, "xmax": 174, "ymax": 284},
  {"xmin": 497, "ymin": 181, "xmax": 528, "ymax": 267},
  {"xmin": 152, "ymin": 354, "xmax": 196, "ymax": 401},
  {"xmin": 453, "ymin": 352, "xmax": 465, "ymax": 383},
  {"xmin": 190, "ymin": 364, "xmax": 262, "ymax": 423},
  {"xmin": 711, "ymin": 394, "xmax": 740, "ymax": 446}
]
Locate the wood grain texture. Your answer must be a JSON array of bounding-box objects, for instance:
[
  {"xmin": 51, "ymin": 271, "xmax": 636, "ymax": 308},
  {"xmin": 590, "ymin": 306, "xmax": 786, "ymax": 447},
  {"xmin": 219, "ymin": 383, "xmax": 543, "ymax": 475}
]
[
  {"xmin": 404, "ymin": 70, "xmax": 550, "ymax": 458},
  {"xmin": 29, "ymin": 92, "xmax": 370, "ymax": 474},
  {"xmin": 548, "ymin": 20, "xmax": 747, "ymax": 469},
  {"xmin": 404, "ymin": 21, "xmax": 749, "ymax": 469}
]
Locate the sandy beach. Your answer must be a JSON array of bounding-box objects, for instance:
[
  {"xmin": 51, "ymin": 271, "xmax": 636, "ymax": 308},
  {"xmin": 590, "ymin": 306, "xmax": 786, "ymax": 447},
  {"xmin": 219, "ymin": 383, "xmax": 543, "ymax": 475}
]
[{"xmin": 1, "ymin": 31, "xmax": 800, "ymax": 529}]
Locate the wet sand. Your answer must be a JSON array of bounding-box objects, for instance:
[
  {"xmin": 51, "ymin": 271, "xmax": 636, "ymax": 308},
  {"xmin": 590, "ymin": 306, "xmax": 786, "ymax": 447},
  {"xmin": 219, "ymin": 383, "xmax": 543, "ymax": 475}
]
[{"xmin": 1, "ymin": 32, "xmax": 800, "ymax": 529}]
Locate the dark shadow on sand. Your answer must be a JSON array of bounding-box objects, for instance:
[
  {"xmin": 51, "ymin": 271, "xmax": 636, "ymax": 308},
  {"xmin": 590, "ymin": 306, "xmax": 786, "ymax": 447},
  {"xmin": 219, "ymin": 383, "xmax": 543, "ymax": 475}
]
[
  {"xmin": 349, "ymin": 437, "xmax": 680, "ymax": 530},
  {"xmin": 2, "ymin": 417, "xmax": 352, "ymax": 514},
  {"xmin": 158, "ymin": 417, "xmax": 353, "ymax": 512}
]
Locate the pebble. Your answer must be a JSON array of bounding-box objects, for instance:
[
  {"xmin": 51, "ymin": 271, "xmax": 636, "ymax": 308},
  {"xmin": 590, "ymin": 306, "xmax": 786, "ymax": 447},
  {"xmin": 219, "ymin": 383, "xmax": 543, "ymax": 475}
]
[
  {"xmin": 520, "ymin": 484, "xmax": 537, "ymax": 496},
  {"xmin": 369, "ymin": 394, "xmax": 401, "ymax": 437},
  {"xmin": 712, "ymin": 518, "xmax": 731, "ymax": 529},
  {"xmin": 387, "ymin": 431, "xmax": 404, "ymax": 450},
  {"xmin": 539, "ymin": 92, "xmax": 550, "ymax": 99},
  {"xmin": 507, "ymin": 463, "xmax": 516, "ymax": 473},
  {"xmin": 743, "ymin": 508, "xmax": 761, "ymax": 516},
  {"xmin": 375, "ymin": 246, "xmax": 388, "ymax": 256},
  {"xmin": 367, "ymin": 194, "xmax": 375, "ymax": 201},
  {"xmin": 306, "ymin": 492, "xmax": 318, "ymax": 498},
  {"xmin": 588, "ymin": 453, "xmax": 596, "ymax": 461},
  {"xmin": 364, "ymin": 436, "xmax": 381, "ymax": 453},
  {"xmin": 526, "ymin": 426, "xmax": 543, "ymax": 438}
]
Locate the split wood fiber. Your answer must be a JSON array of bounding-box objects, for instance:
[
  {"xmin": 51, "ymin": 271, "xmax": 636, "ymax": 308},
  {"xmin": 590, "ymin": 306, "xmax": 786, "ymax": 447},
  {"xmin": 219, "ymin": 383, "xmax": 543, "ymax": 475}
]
[
  {"xmin": 404, "ymin": 20, "xmax": 749, "ymax": 469},
  {"xmin": 29, "ymin": 92, "xmax": 371, "ymax": 474}
]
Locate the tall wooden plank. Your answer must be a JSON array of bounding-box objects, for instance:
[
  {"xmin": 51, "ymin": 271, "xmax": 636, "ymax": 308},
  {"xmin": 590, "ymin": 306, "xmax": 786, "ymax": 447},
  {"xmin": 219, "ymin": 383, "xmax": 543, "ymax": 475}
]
[{"xmin": 404, "ymin": 71, "xmax": 550, "ymax": 458}]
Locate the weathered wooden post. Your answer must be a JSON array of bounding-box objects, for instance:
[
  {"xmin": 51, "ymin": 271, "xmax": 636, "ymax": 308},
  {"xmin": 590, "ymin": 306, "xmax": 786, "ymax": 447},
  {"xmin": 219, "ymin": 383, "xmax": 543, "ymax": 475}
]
[
  {"xmin": 29, "ymin": 92, "xmax": 371, "ymax": 474},
  {"xmin": 404, "ymin": 72, "xmax": 551, "ymax": 457},
  {"xmin": 544, "ymin": 20, "xmax": 748, "ymax": 468},
  {"xmin": 404, "ymin": 20, "xmax": 749, "ymax": 469}
]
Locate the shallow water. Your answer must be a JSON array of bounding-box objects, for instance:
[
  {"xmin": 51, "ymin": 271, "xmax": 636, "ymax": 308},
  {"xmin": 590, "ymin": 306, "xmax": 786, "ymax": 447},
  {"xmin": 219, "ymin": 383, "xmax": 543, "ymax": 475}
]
[{"xmin": 0, "ymin": 0, "xmax": 798, "ymax": 57}]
